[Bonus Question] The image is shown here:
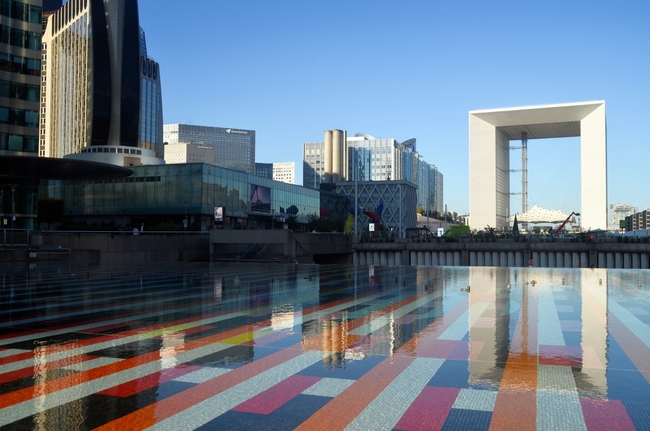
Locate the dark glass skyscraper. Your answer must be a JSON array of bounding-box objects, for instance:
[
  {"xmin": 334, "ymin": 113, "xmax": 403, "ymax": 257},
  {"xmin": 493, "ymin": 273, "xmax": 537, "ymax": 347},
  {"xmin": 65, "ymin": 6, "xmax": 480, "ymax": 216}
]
[
  {"xmin": 41, "ymin": 0, "xmax": 163, "ymax": 160},
  {"xmin": 42, "ymin": 0, "xmax": 63, "ymax": 13}
]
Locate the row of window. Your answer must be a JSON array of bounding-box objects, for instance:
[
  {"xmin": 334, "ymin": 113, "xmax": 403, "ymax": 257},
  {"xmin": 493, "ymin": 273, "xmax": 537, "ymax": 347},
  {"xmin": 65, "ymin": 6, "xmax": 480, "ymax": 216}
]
[
  {"xmin": 0, "ymin": 78, "xmax": 39, "ymax": 101},
  {"xmin": 0, "ymin": 106, "xmax": 38, "ymax": 127},
  {"xmin": 80, "ymin": 147, "xmax": 142, "ymax": 155},
  {"xmin": 0, "ymin": 132, "xmax": 37, "ymax": 152},
  {"xmin": 0, "ymin": 25, "xmax": 41, "ymax": 50},
  {"xmin": 0, "ymin": 0, "xmax": 41, "ymax": 24},
  {"xmin": 0, "ymin": 52, "xmax": 40, "ymax": 76}
]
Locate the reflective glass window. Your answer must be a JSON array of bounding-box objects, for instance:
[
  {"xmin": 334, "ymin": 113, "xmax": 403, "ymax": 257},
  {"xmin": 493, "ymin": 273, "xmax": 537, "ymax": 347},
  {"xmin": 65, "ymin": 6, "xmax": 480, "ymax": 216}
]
[
  {"xmin": 24, "ymin": 136, "xmax": 37, "ymax": 152},
  {"xmin": 0, "ymin": 80, "xmax": 9, "ymax": 97},
  {"xmin": 29, "ymin": 6, "xmax": 41, "ymax": 24},
  {"xmin": 24, "ymin": 110, "xmax": 37, "ymax": 127},
  {"xmin": 8, "ymin": 134, "xmax": 22, "ymax": 151}
]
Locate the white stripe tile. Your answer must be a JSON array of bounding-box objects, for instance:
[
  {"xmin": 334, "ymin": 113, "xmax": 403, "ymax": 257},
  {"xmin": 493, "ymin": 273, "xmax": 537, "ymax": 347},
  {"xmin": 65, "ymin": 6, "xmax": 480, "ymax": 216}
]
[
  {"xmin": 147, "ymin": 351, "xmax": 324, "ymax": 431},
  {"xmin": 173, "ymin": 367, "xmax": 231, "ymax": 384},
  {"xmin": 302, "ymin": 377, "xmax": 355, "ymax": 397},
  {"xmin": 344, "ymin": 357, "xmax": 445, "ymax": 431}
]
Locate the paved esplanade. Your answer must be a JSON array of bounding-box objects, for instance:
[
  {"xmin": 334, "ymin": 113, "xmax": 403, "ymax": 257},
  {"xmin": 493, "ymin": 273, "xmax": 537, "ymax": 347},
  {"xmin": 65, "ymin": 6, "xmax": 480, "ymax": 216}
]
[{"xmin": 0, "ymin": 261, "xmax": 648, "ymax": 429}]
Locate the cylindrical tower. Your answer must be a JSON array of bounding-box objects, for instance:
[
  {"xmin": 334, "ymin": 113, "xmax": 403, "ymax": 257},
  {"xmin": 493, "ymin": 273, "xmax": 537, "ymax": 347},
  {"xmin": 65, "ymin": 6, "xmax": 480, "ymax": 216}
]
[
  {"xmin": 324, "ymin": 130, "xmax": 333, "ymax": 183},
  {"xmin": 332, "ymin": 129, "xmax": 343, "ymax": 182}
]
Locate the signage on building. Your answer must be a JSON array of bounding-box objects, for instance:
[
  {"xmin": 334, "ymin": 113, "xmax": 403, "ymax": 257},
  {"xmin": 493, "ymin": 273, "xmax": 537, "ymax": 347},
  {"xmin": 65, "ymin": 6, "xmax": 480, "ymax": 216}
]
[
  {"xmin": 214, "ymin": 206, "xmax": 223, "ymax": 222},
  {"xmin": 225, "ymin": 129, "xmax": 248, "ymax": 135}
]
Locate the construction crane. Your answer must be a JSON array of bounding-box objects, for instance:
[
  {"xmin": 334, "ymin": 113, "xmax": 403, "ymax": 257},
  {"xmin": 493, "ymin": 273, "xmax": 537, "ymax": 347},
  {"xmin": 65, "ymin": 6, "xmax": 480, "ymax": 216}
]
[{"xmin": 555, "ymin": 212, "xmax": 580, "ymax": 235}]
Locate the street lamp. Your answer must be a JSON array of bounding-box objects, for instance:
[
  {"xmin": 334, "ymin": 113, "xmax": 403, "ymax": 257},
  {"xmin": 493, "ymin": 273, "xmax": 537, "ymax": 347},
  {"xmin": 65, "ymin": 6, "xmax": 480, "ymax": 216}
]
[{"xmin": 184, "ymin": 201, "xmax": 188, "ymax": 232}]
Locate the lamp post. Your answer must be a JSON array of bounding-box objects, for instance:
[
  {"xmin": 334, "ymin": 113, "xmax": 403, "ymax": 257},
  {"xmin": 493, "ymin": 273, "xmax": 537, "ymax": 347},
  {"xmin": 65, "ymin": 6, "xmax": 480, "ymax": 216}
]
[
  {"xmin": 10, "ymin": 185, "xmax": 15, "ymax": 245},
  {"xmin": 184, "ymin": 201, "xmax": 187, "ymax": 233}
]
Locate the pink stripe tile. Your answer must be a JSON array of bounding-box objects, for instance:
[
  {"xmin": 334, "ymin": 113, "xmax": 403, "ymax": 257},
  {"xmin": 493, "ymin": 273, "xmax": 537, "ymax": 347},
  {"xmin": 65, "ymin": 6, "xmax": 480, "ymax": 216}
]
[
  {"xmin": 580, "ymin": 398, "xmax": 635, "ymax": 431},
  {"xmin": 448, "ymin": 341, "xmax": 470, "ymax": 360},
  {"xmin": 394, "ymin": 386, "xmax": 460, "ymax": 431},
  {"xmin": 415, "ymin": 340, "xmax": 459, "ymax": 359},
  {"xmin": 232, "ymin": 375, "xmax": 321, "ymax": 414}
]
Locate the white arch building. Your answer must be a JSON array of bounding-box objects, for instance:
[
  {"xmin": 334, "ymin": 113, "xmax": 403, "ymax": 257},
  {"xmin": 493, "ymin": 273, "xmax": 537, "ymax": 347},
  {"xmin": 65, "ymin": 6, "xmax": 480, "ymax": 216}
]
[{"xmin": 469, "ymin": 101, "xmax": 607, "ymax": 230}]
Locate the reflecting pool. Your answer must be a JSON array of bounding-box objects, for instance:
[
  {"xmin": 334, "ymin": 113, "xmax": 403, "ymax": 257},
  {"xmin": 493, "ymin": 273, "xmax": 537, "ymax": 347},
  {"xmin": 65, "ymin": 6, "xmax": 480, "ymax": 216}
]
[{"xmin": 1, "ymin": 262, "xmax": 649, "ymax": 430}]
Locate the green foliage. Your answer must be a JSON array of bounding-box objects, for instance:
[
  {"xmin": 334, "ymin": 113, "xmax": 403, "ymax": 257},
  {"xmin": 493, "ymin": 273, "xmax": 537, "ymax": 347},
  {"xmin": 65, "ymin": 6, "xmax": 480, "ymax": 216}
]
[{"xmin": 307, "ymin": 215, "xmax": 345, "ymax": 233}]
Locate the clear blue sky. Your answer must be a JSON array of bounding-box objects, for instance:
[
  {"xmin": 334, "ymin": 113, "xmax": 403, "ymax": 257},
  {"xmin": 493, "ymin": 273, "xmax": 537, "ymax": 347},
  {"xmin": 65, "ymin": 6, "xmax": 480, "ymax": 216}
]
[{"xmin": 138, "ymin": 0, "xmax": 649, "ymax": 217}]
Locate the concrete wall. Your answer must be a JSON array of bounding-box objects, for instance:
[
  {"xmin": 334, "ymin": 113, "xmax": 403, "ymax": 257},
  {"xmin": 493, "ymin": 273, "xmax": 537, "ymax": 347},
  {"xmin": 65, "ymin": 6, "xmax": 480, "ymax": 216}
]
[
  {"xmin": 354, "ymin": 241, "xmax": 650, "ymax": 269},
  {"xmin": 31, "ymin": 233, "xmax": 209, "ymax": 262}
]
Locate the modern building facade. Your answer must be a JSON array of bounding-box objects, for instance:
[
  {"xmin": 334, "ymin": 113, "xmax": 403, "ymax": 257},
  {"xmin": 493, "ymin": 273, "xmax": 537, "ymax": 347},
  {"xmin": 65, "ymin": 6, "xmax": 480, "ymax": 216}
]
[
  {"xmin": 610, "ymin": 203, "xmax": 637, "ymax": 231},
  {"xmin": 303, "ymin": 131, "xmax": 444, "ymax": 217},
  {"xmin": 303, "ymin": 141, "xmax": 324, "ymax": 189},
  {"xmin": 255, "ymin": 162, "xmax": 273, "ymax": 180},
  {"xmin": 469, "ymin": 101, "xmax": 607, "ymax": 231},
  {"xmin": 335, "ymin": 180, "xmax": 418, "ymax": 238},
  {"xmin": 625, "ymin": 209, "xmax": 650, "ymax": 232},
  {"xmin": 41, "ymin": 0, "xmax": 164, "ymax": 163},
  {"xmin": 163, "ymin": 124, "xmax": 256, "ymax": 174},
  {"xmin": 43, "ymin": 163, "xmax": 320, "ymax": 231},
  {"xmin": 0, "ymin": 0, "xmax": 43, "ymax": 229},
  {"xmin": 1, "ymin": 0, "xmax": 41, "ymax": 157},
  {"xmin": 164, "ymin": 143, "xmax": 215, "ymax": 165},
  {"xmin": 273, "ymin": 162, "xmax": 295, "ymax": 184}
]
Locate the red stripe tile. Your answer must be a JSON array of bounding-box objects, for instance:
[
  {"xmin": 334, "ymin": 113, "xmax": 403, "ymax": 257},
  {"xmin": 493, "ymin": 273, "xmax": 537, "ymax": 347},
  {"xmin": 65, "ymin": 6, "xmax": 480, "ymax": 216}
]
[
  {"xmin": 233, "ymin": 375, "xmax": 321, "ymax": 414},
  {"xmin": 394, "ymin": 386, "xmax": 460, "ymax": 431}
]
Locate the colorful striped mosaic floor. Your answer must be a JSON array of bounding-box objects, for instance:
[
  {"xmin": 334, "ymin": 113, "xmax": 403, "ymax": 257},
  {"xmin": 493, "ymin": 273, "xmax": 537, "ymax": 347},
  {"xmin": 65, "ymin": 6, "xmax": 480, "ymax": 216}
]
[{"xmin": 1, "ymin": 262, "xmax": 650, "ymax": 430}]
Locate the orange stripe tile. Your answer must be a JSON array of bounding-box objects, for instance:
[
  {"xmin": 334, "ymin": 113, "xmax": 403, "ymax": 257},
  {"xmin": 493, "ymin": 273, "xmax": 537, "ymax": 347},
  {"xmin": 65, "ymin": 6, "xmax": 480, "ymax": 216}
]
[
  {"xmin": 96, "ymin": 288, "xmax": 430, "ymax": 430},
  {"xmin": 489, "ymin": 285, "xmax": 538, "ymax": 431},
  {"xmin": 294, "ymin": 355, "xmax": 415, "ymax": 431}
]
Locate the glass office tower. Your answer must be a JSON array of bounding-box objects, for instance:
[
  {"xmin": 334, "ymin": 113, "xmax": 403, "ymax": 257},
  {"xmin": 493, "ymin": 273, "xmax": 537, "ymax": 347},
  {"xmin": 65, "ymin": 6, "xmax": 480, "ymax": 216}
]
[
  {"xmin": 0, "ymin": 0, "xmax": 43, "ymax": 228},
  {"xmin": 41, "ymin": 0, "xmax": 163, "ymax": 160}
]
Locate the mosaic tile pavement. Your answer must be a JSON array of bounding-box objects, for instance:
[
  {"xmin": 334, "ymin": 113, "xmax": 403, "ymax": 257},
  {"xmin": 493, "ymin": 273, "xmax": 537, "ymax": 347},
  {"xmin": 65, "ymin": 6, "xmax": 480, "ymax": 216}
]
[{"xmin": 1, "ymin": 262, "xmax": 649, "ymax": 430}]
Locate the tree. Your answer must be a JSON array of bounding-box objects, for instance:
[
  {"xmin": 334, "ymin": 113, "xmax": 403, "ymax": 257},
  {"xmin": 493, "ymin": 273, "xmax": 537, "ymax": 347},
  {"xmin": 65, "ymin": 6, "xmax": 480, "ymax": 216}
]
[
  {"xmin": 416, "ymin": 205, "xmax": 425, "ymax": 215},
  {"xmin": 38, "ymin": 198, "xmax": 65, "ymax": 230}
]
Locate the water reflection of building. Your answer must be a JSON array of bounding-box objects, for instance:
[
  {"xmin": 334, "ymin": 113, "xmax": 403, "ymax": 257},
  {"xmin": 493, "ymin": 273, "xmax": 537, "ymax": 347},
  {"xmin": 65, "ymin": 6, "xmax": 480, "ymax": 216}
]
[{"xmin": 465, "ymin": 267, "xmax": 609, "ymax": 396}]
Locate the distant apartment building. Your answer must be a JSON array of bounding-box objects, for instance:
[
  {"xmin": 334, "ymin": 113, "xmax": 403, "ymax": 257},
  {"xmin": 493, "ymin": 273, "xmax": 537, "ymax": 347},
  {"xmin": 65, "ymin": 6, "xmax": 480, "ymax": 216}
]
[
  {"xmin": 164, "ymin": 124, "xmax": 255, "ymax": 174},
  {"xmin": 41, "ymin": 0, "xmax": 164, "ymax": 165},
  {"xmin": 610, "ymin": 203, "xmax": 637, "ymax": 230},
  {"xmin": 273, "ymin": 162, "xmax": 295, "ymax": 184},
  {"xmin": 164, "ymin": 143, "xmax": 215, "ymax": 164},
  {"xmin": 625, "ymin": 209, "xmax": 650, "ymax": 232}
]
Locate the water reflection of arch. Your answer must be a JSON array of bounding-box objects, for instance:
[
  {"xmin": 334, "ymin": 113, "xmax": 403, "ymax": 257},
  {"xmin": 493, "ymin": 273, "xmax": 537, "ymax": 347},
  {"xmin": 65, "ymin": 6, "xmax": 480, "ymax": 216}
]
[{"xmin": 466, "ymin": 267, "xmax": 609, "ymax": 396}]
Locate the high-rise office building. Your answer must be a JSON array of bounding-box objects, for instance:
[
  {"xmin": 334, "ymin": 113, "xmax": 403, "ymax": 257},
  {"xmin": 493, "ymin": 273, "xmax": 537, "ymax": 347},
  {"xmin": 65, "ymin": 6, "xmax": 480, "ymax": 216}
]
[
  {"xmin": 0, "ymin": 0, "xmax": 42, "ymax": 157},
  {"xmin": 164, "ymin": 124, "xmax": 256, "ymax": 174},
  {"xmin": 164, "ymin": 143, "xmax": 215, "ymax": 165},
  {"xmin": 0, "ymin": 0, "xmax": 43, "ymax": 228},
  {"xmin": 41, "ymin": 0, "xmax": 164, "ymax": 165},
  {"xmin": 303, "ymin": 131, "xmax": 443, "ymax": 213},
  {"xmin": 42, "ymin": 0, "xmax": 63, "ymax": 12},
  {"xmin": 255, "ymin": 162, "xmax": 273, "ymax": 179}
]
